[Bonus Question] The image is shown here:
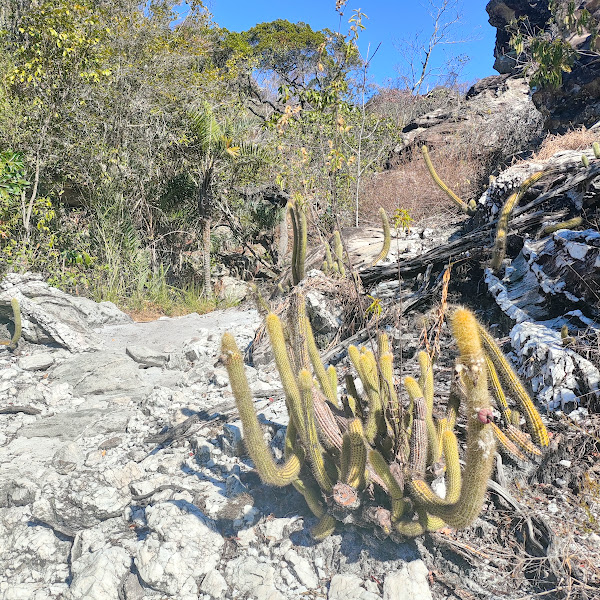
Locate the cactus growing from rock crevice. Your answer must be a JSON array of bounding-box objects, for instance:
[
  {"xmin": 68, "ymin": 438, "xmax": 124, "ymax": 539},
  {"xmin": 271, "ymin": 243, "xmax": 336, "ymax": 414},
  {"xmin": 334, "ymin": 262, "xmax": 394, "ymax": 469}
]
[
  {"xmin": 491, "ymin": 171, "xmax": 544, "ymax": 272},
  {"xmin": 222, "ymin": 300, "xmax": 549, "ymax": 540}
]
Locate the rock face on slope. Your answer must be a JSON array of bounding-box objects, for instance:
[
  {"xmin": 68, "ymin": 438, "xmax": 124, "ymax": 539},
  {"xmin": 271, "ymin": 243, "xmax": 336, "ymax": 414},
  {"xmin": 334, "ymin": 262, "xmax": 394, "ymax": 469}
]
[
  {"xmin": 0, "ymin": 273, "xmax": 131, "ymax": 352},
  {"xmin": 486, "ymin": 0, "xmax": 600, "ymax": 131},
  {"xmin": 388, "ymin": 74, "xmax": 541, "ymax": 165}
]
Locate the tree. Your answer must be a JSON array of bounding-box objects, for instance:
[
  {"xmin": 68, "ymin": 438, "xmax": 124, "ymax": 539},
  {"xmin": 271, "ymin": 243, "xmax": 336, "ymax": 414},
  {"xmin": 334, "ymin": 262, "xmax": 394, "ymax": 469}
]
[
  {"xmin": 185, "ymin": 103, "xmax": 268, "ymax": 295},
  {"xmin": 394, "ymin": 0, "xmax": 471, "ymax": 95},
  {"xmin": 507, "ymin": 0, "xmax": 599, "ymax": 89},
  {"xmin": 2, "ymin": 0, "xmax": 110, "ymax": 244}
]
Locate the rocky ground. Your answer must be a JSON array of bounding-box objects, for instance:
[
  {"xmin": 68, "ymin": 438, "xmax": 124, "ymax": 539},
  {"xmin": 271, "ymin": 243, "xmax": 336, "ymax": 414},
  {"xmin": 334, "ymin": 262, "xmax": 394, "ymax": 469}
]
[
  {"xmin": 0, "ymin": 267, "xmax": 599, "ymax": 600},
  {"xmin": 0, "ymin": 274, "xmax": 437, "ymax": 600}
]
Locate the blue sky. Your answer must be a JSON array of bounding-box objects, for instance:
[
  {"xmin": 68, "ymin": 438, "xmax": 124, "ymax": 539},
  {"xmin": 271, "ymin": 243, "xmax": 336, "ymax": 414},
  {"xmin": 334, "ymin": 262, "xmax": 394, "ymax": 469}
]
[{"xmin": 203, "ymin": 0, "xmax": 498, "ymax": 90}]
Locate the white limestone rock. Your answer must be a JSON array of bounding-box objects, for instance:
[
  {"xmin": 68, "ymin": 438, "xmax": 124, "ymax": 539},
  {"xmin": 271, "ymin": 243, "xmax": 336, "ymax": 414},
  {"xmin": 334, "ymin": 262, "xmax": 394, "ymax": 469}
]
[
  {"xmin": 328, "ymin": 573, "xmax": 380, "ymax": 600},
  {"xmin": 284, "ymin": 548, "xmax": 319, "ymax": 589},
  {"xmin": 383, "ymin": 560, "xmax": 432, "ymax": 600},
  {"xmin": 134, "ymin": 501, "xmax": 223, "ymax": 598},
  {"xmin": 199, "ymin": 570, "xmax": 228, "ymax": 598},
  {"xmin": 65, "ymin": 546, "xmax": 131, "ymax": 600},
  {"xmin": 0, "ymin": 507, "xmax": 71, "ymax": 592},
  {"xmin": 225, "ymin": 555, "xmax": 275, "ymax": 595}
]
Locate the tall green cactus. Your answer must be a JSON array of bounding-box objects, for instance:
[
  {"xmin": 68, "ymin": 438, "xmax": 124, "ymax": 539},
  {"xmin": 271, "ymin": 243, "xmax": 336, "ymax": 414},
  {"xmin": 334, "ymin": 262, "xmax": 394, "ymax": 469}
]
[
  {"xmin": 222, "ymin": 300, "xmax": 549, "ymax": 540},
  {"xmin": 421, "ymin": 145, "xmax": 477, "ymax": 215},
  {"xmin": 491, "ymin": 171, "xmax": 544, "ymax": 272},
  {"xmin": 371, "ymin": 208, "xmax": 391, "ymax": 266},
  {"xmin": 221, "ymin": 333, "xmax": 301, "ymax": 486},
  {"xmin": 289, "ymin": 200, "xmax": 307, "ymax": 285}
]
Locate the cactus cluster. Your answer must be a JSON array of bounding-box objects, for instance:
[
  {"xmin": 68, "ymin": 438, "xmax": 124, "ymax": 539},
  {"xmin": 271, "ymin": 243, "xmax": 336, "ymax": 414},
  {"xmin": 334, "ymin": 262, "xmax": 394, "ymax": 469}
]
[
  {"xmin": 0, "ymin": 298, "xmax": 22, "ymax": 350},
  {"xmin": 221, "ymin": 299, "xmax": 548, "ymax": 540},
  {"xmin": 421, "ymin": 145, "xmax": 477, "ymax": 216},
  {"xmin": 581, "ymin": 141, "xmax": 600, "ymax": 166},
  {"xmin": 322, "ymin": 231, "xmax": 346, "ymax": 277}
]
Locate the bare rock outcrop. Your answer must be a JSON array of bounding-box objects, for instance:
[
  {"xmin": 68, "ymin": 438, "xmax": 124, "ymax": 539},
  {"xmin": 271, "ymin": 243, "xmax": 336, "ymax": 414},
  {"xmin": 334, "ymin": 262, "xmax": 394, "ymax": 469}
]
[
  {"xmin": 0, "ymin": 273, "xmax": 131, "ymax": 351},
  {"xmin": 486, "ymin": 0, "xmax": 600, "ymax": 131}
]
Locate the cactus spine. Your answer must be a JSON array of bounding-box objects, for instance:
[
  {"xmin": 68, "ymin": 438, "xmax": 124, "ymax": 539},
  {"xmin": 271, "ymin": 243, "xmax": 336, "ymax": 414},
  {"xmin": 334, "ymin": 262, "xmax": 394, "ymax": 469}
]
[
  {"xmin": 478, "ymin": 323, "xmax": 549, "ymax": 448},
  {"xmin": 491, "ymin": 171, "xmax": 544, "ymax": 271},
  {"xmin": 541, "ymin": 216, "xmax": 583, "ymax": 236},
  {"xmin": 409, "ymin": 309, "xmax": 496, "ymax": 529},
  {"xmin": 371, "ymin": 208, "xmax": 391, "ymax": 266},
  {"xmin": 221, "ymin": 333, "xmax": 301, "ymax": 486},
  {"xmin": 341, "ymin": 418, "xmax": 367, "ymax": 490},
  {"xmin": 333, "ymin": 231, "xmax": 346, "ymax": 277},
  {"xmin": 421, "ymin": 145, "xmax": 477, "ymax": 215}
]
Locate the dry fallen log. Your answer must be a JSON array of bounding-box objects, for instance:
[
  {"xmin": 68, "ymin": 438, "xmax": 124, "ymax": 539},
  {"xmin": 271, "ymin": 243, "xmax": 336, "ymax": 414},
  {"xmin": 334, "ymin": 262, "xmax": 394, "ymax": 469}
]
[
  {"xmin": 361, "ymin": 207, "xmax": 569, "ymax": 286},
  {"xmin": 362, "ymin": 161, "xmax": 600, "ymax": 286}
]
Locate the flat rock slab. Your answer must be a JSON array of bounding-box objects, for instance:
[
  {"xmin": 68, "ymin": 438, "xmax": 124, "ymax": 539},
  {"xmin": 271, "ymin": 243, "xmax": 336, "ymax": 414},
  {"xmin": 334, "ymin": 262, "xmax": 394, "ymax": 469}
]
[
  {"xmin": 18, "ymin": 408, "xmax": 131, "ymax": 441},
  {"xmin": 125, "ymin": 345, "xmax": 169, "ymax": 367},
  {"xmin": 50, "ymin": 351, "xmax": 147, "ymax": 398},
  {"xmin": 98, "ymin": 308, "xmax": 260, "ymax": 353},
  {"xmin": 18, "ymin": 353, "xmax": 55, "ymax": 371}
]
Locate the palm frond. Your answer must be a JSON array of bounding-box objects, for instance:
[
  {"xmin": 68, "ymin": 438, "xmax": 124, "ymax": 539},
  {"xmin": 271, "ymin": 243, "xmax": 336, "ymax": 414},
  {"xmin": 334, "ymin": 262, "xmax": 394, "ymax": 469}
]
[{"xmin": 188, "ymin": 102, "xmax": 223, "ymax": 150}]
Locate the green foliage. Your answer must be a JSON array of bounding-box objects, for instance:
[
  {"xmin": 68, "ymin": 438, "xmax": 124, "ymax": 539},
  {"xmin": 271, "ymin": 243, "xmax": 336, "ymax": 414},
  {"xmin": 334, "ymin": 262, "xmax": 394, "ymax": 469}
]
[
  {"xmin": 268, "ymin": 10, "xmax": 399, "ymax": 229},
  {"xmin": 0, "ymin": 151, "xmax": 29, "ymax": 202},
  {"xmin": 508, "ymin": 1, "xmax": 598, "ymax": 89},
  {"xmin": 0, "ymin": 1, "xmax": 399, "ymax": 315},
  {"xmin": 224, "ymin": 20, "xmax": 326, "ymax": 83},
  {"xmin": 392, "ymin": 208, "xmax": 413, "ymax": 233},
  {"xmin": 222, "ymin": 299, "xmax": 549, "ymax": 540}
]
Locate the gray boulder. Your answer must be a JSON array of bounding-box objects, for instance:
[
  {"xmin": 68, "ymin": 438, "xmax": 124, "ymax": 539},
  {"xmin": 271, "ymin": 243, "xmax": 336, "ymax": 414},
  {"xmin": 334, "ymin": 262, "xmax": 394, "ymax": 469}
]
[{"xmin": 0, "ymin": 273, "xmax": 131, "ymax": 351}]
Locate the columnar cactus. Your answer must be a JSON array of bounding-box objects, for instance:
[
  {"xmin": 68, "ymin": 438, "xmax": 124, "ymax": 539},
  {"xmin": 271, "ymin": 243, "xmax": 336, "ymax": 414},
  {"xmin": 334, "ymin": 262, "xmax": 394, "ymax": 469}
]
[
  {"xmin": 321, "ymin": 231, "xmax": 346, "ymax": 278},
  {"xmin": 371, "ymin": 208, "xmax": 391, "ymax": 266},
  {"xmin": 221, "ymin": 299, "xmax": 549, "ymax": 540},
  {"xmin": 491, "ymin": 171, "xmax": 544, "ymax": 272},
  {"xmin": 289, "ymin": 200, "xmax": 307, "ymax": 285},
  {"xmin": 421, "ymin": 145, "xmax": 477, "ymax": 215}
]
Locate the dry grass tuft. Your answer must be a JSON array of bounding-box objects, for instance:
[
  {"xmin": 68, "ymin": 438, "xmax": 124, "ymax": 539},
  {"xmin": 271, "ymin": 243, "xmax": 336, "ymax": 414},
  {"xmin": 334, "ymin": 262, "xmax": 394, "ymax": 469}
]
[
  {"xmin": 359, "ymin": 145, "xmax": 485, "ymax": 225},
  {"xmin": 534, "ymin": 126, "xmax": 600, "ymax": 161}
]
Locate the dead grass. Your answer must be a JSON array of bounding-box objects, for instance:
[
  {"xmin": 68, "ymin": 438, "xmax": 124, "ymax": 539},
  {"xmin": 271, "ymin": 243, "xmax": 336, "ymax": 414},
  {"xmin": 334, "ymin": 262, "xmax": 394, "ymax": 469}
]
[
  {"xmin": 534, "ymin": 127, "xmax": 600, "ymax": 161},
  {"xmin": 359, "ymin": 145, "xmax": 485, "ymax": 225}
]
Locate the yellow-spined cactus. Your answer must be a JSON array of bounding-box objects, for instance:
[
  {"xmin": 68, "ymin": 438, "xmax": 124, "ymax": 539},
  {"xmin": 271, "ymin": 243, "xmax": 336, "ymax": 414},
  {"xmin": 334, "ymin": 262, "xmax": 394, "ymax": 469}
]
[
  {"xmin": 421, "ymin": 145, "xmax": 477, "ymax": 215},
  {"xmin": 371, "ymin": 208, "xmax": 391, "ymax": 266},
  {"xmin": 491, "ymin": 171, "xmax": 544, "ymax": 272},
  {"xmin": 222, "ymin": 300, "xmax": 549, "ymax": 541}
]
